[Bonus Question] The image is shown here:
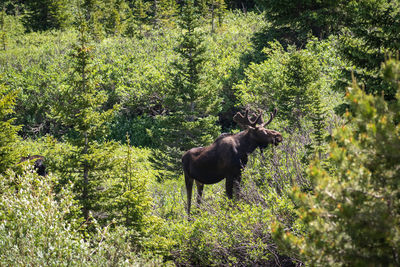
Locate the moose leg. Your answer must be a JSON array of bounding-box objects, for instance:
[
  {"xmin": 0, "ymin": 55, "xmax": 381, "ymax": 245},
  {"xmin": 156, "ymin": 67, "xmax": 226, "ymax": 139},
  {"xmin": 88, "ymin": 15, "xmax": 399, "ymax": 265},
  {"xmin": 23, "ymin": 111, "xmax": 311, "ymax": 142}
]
[
  {"xmin": 233, "ymin": 176, "xmax": 242, "ymax": 199},
  {"xmin": 225, "ymin": 177, "xmax": 234, "ymax": 199},
  {"xmin": 185, "ymin": 173, "xmax": 194, "ymax": 215},
  {"xmin": 195, "ymin": 180, "xmax": 204, "ymax": 206}
]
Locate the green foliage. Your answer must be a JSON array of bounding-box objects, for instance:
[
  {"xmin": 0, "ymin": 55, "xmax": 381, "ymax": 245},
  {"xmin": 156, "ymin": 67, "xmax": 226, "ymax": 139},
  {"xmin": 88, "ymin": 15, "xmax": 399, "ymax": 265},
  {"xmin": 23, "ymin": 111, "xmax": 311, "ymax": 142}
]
[
  {"xmin": 153, "ymin": 0, "xmax": 178, "ymax": 28},
  {"xmin": 100, "ymin": 0, "xmax": 131, "ymax": 36},
  {"xmin": 0, "ymin": 7, "xmax": 24, "ymax": 50},
  {"xmin": 0, "ymin": 12, "xmax": 259, "ymax": 143},
  {"xmin": 338, "ymin": 0, "xmax": 400, "ymax": 99},
  {"xmin": 254, "ymin": 0, "xmax": 347, "ymax": 49},
  {"xmin": 0, "ymin": 168, "xmax": 162, "ymax": 265},
  {"xmin": 0, "ymin": 83, "xmax": 20, "ymax": 174},
  {"xmin": 0, "ymin": 8, "xmax": 7, "ymax": 50},
  {"xmin": 170, "ymin": 202, "xmax": 277, "ymax": 266},
  {"xmin": 198, "ymin": 0, "xmax": 227, "ymax": 32},
  {"xmin": 0, "ymin": 169, "xmax": 86, "ymax": 265},
  {"xmin": 80, "ymin": 0, "xmax": 133, "ymax": 38},
  {"xmin": 150, "ymin": 0, "xmax": 222, "ymax": 179},
  {"xmin": 99, "ymin": 139, "xmax": 154, "ymax": 228},
  {"xmin": 236, "ymin": 39, "xmax": 342, "ymax": 130},
  {"xmin": 48, "ymin": 8, "xmax": 119, "ymax": 219},
  {"xmin": 7, "ymin": 5, "xmax": 400, "ymax": 265},
  {"xmin": 307, "ymin": 89, "xmax": 327, "ymax": 161},
  {"xmin": 49, "ymin": 29, "xmax": 115, "ymax": 143},
  {"xmin": 17, "ymin": 135, "xmax": 170, "ymax": 261},
  {"xmin": 23, "ymin": 0, "xmax": 71, "ymax": 31},
  {"xmin": 273, "ymin": 59, "xmax": 400, "ymax": 266},
  {"xmin": 0, "ymin": 29, "xmax": 77, "ymax": 137}
]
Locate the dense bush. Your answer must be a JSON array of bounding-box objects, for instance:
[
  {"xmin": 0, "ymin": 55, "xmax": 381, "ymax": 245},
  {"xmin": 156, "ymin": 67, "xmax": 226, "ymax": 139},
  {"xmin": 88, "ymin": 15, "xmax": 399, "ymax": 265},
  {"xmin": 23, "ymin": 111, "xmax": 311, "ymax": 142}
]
[
  {"xmin": 273, "ymin": 59, "xmax": 400, "ymax": 266},
  {"xmin": 0, "ymin": 11, "xmax": 263, "ymax": 142},
  {"xmin": 0, "ymin": 167, "xmax": 163, "ymax": 266}
]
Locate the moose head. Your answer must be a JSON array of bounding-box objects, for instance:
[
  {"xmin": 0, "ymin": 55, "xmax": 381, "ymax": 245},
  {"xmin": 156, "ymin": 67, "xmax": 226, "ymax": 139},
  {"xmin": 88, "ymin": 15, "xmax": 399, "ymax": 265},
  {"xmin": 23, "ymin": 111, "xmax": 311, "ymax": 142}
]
[
  {"xmin": 182, "ymin": 108, "xmax": 282, "ymax": 215},
  {"xmin": 233, "ymin": 108, "xmax": 283, "ymax": 148}
]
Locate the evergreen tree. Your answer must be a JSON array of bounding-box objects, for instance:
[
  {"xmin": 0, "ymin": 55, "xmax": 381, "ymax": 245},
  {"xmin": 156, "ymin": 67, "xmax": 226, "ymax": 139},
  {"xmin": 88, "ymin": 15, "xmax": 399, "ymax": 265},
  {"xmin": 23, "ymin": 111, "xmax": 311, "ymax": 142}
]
[
  {"xmin": 274, "ymin": 59, "xmax": 400, "ymax": 266},
  {"xmin": 198, "ymin": 0, "xmax": 227, "ymax": 32},
  {"xmin": 0, "ymin": 7, "xmax": 7, "ymax": 50},
  {"xmin": 254, "ymin": 0, "xmax": 347, "ymax": 48},
  {"xmin": 23, "ymin": 0, "xmax": 70, "ymax": 31},
  {"xmin": 152, "ymin": 0, "xmax": 178, "ymax": 28},
  {"xmin": 93, "ymin": 0, "xmax": 131, "ymax": 36},
  {"xmin": 235, "ymin": 42, "xmax": 324, "ymax": 129},
  {"xmin": 303, "ymin": 87, "xmax": 327, "ymax": 163},
  {"xmin": 0, "ymin": 83, "xmax": 20, "ymax": 174},
  {"xmin": 254, "ymin": 0, "xmax": 399, "ymax": 99},
  {"xmin": 132, "ymin": 0, "xmax": 151, "ymax": 35},
  {"xmin": 49, "ymin": 1, "xmax": 118, "ymax": 219},
  {"xmin": 151, "ymin": 0, "xmax": 221, "ymax": 179},
  {"xmin": 338, "ymin": 0, "xmax": 400, "ymax": 100},
  {"xmin": 106, "ymin": 135, "xmax": 153, "ymax": 230},
  {"xmin": 214, "ymin": 0, "xmax": 227, "ymax": 28}
]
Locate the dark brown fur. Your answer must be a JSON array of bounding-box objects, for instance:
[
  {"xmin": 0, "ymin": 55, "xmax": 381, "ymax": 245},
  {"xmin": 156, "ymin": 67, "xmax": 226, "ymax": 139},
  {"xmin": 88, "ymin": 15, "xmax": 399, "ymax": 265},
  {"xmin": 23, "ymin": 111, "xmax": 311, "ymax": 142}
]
[
  {"xmin": 182, "ymin": 109, "xmax": 282, "ymax": 214},
  {"xmin": 19, "ymin": 155, "xmax": 46, "ymax": 176}
]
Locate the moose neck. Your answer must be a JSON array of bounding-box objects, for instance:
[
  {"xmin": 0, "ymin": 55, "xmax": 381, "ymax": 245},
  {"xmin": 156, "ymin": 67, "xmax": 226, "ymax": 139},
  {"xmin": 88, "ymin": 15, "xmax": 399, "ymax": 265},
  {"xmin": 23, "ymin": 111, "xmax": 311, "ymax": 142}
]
[{"xmin": 236, "ymin": 129, "xmax": 260, "ymax": 155}]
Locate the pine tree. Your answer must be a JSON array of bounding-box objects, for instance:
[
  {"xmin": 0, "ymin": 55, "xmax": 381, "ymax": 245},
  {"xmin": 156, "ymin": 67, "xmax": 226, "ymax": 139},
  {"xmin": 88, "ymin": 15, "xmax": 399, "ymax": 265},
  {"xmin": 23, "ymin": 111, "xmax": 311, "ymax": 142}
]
[
  {"xmin": 273, "ymin": 59, "xmax": 400, "ymax": 266},
  {"xmin": 304, "ymin": 87, "xmax": 327, "ymax": 163},
  {"xmin": 0, "ymin": 7, "xmax": 7, "ymax": 50},
  {"xmin": 198, "ymin": 0, "xmax": 226, "ymax": 32},
  {"xmin": 110, "ymin": 135, "xmax": 153, "ymax": 229},
  {"xmin": 254, "ymin": 0, "xmax": 346, "ymax": 49},
  {"xmin": 338, "ymin": 0, "xmax": 400, "ymax": 100},
  {"xmin": 152, "ymin": 0, "xmax": 178, "ymax": 28},
  {"xmin": 23, "ymin": 0, "xmax": 70, "ymax": 31},
  {"xmin": 49, "ymin": 1, "xmax": 118, "ymax": 219},
  {"xmin": 214, "ymin": 0, "xmax": 227, "ymax": 28},
  {"xmin": 0, "ymin": 83, "xmax": 20, "ymax": 174},
  {"xmin": 132, "ymin": 0, "xmax": 151, "ymax": 36},
  {"xmin": 151, "ymin": 0, "xmax": 221, "ymax": 179}
]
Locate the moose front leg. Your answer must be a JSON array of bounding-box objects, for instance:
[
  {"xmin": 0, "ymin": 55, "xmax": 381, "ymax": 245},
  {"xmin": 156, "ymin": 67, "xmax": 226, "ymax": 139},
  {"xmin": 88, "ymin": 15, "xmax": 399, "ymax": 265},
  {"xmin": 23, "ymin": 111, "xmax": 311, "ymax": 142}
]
[
  {"xmin": 226, "ymin": 176, "xmax": 242, "ymax": 200},
  {"xmin": 226, "ymin": 177, "xmax": 234, "ymax": 199},
  {"xmin": 185, "ymin": 174, "xmax": 194, "ymax": 215},
  {"xmin": 195, "ymin": 180, "xmax": 204, "ymax": 206}
]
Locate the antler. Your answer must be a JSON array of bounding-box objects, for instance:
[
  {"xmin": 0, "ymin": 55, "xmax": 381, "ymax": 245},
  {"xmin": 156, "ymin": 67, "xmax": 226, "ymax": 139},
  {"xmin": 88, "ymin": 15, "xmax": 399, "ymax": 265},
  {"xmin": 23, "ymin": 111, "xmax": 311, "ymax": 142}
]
[
  {"xmin": 233, "ymin": 108, "xmax": 277, "ymax": 129},
  {"xmin": 261, "ymin": 108, "xmax": 277, "ymax": 127},
  {"xmin": 233, "ymin": 109, "xmax": 263, "ymax": 128}
]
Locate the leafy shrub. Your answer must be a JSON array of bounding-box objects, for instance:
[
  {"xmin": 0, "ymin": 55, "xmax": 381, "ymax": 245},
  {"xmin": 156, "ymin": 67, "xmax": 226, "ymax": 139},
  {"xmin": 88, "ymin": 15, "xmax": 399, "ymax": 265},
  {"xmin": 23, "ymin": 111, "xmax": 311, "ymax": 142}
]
[
  {"xmin": 273, "ymin": 59, "xmax": 400, "ymax": 266},
  {"xmin": 0, "ymin": 167, "xmax": 156, "ymax": 266},
  {"xmin": 0, "ymin": 82, "xmax": 20, "ymax": 174}
]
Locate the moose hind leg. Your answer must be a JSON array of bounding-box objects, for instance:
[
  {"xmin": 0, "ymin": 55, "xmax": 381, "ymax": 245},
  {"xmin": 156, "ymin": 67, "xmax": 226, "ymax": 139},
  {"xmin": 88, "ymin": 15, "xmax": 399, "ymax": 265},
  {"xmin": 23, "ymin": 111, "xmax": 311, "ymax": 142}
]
[
  {"xmin": 195, "ymin": 180, "xmax": 204, "ymax": 206},
  {"xmin": 185, "ymin": 173, "xmax": 194, "ymax": 215}
]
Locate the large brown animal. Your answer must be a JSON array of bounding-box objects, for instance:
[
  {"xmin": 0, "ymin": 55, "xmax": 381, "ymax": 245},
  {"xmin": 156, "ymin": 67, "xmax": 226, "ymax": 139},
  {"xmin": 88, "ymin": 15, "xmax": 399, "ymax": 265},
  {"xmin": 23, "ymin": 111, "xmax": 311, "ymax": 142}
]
[
  {"xmin": 182, "ymin": 109, "xmax": 282, "ymax": 214},
  {"xmin": 19, "ymin": 155, "xmax": 47, "ymax": 176}
]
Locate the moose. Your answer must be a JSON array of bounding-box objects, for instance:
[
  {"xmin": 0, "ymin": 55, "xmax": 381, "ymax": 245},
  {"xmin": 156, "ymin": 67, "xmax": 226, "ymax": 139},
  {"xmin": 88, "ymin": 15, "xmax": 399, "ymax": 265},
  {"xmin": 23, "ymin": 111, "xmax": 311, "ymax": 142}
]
[
  {"xmin": 19, "ymin": 155, "xmax": 47, "ymax": 176},
  {"xmin": 182, "ymin": 108, "xmax": 283, "ymax": 214}
]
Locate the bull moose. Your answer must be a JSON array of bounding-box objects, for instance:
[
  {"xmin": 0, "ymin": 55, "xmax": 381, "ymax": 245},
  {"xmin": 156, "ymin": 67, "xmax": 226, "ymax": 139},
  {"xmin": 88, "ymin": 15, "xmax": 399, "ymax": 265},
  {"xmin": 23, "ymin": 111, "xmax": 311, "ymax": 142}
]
[{"xmin": 182, "ymin": 108, "xmax": 283, "ymax": 214}]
